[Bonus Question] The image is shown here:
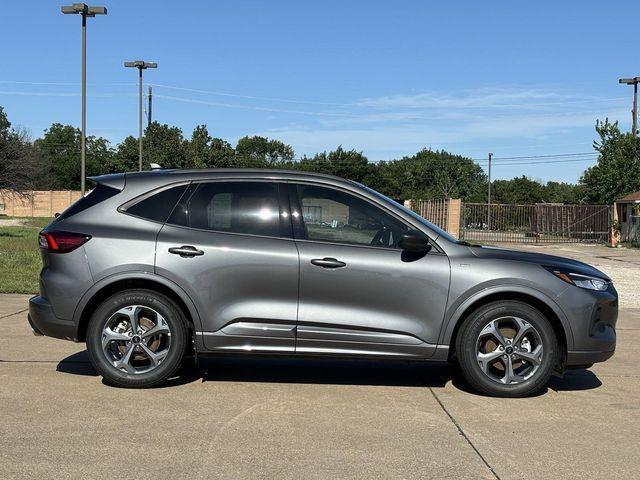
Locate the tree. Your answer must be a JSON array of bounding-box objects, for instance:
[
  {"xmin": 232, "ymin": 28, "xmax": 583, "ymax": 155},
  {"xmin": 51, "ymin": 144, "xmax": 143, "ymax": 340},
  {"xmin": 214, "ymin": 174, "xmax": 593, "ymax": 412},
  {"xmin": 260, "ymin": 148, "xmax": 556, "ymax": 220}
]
[
  {"xmin": 235, "ymin": 135, "xmax": 294, "ymax": 167},
  {"xmin": 0, "ymin": 106, "xmax": 45, "ymax": 193},
  {"xmin": 580, "ymin": 119, "xmax": 640, "ymax": 204},
  {"xmin": 34, "ymin": 123, "xmax": 113, "ymax": 190},
  {"xmin": 143, "ymin": 121, "xmax": 188, "ymax": 169},
  {"xmin": 368, "ymin": 149, "xmax": 486, "ymax": 201},
  {"xmin": 298, "ymin": 146, "xmax": 374, "ymax": 183},
  {"xmin": 110, "ymin": 136, "xmax": 139, "ymax": 173},
  {"xmin": 185, "ymin": 125, "xmax": 236, "ymax": 168}
]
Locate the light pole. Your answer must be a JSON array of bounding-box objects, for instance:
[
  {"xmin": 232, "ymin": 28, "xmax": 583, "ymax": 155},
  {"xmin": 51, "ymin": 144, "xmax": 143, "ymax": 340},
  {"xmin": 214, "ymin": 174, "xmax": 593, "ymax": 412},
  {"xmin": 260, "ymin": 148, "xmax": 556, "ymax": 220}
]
[
  {"xmin": 125, "ymin": 61, "xmax": 157, "ymax": 171},
  {"xmin": 61, "ymin": 3, "xmax": 107, "ymax": 196},
  {"xmin": 487, "ymin": 152, "xmax": 492, "ymax": 231},
  {"xmin": 619, "ymin": 77, "xmax": 640, "ymax": 137}
]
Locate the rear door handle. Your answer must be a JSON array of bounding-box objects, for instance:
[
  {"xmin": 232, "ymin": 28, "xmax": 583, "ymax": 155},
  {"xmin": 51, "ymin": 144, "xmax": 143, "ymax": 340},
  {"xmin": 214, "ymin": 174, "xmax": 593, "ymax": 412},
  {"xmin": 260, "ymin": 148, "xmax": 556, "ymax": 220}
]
[
  {"xmin": 168, "ymin": 245, "xmax": 204, "ymax": 258},
  {"xmin": 310, "ymin": 257, "xmax": 346, "ymax": 269}
]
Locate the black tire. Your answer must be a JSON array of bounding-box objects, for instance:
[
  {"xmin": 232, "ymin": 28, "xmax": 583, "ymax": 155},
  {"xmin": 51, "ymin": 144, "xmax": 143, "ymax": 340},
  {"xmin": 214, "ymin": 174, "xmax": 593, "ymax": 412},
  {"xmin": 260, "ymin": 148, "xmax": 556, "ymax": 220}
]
[
  {"xmin": 86, "ymin": 289, "xmax": 189, "ymax": 388},
  {"xmin": 455, "ymin": 300, "xmax": 558, "ymax": 398}
]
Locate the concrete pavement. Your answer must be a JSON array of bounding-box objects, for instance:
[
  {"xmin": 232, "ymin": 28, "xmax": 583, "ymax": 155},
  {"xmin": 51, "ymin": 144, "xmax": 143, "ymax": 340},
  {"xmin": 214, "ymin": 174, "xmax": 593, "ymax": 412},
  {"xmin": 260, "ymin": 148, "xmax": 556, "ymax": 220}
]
[{"xmin": 1, "ymin": 293, "xmax": 639, "ymax": 479}]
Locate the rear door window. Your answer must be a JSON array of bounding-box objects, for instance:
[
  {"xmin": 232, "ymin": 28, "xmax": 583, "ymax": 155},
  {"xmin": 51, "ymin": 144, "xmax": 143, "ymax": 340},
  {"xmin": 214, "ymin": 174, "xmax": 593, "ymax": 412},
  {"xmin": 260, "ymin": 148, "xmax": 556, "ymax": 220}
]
[{"xmin": 167, "ymin": 181, "xmax": 286, "ymax": 237}]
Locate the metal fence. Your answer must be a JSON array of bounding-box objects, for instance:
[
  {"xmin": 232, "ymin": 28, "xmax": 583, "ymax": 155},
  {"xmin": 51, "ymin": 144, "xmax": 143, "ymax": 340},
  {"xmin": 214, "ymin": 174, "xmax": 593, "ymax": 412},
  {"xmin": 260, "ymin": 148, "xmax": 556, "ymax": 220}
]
[
  {"xmin": 460, "ymin": 203, "xmax": 612, "ymax": 243},
  {"xmin": 413, "ymin": 198, "xmax": 450, "ymax": 231}
]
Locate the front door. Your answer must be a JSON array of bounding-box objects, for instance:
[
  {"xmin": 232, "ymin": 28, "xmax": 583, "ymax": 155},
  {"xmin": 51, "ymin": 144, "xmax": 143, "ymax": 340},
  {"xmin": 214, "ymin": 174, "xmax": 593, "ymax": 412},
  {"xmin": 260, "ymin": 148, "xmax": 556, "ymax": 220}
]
[
  {"xmin": 289, "ymin": 183, "xmax": 450, "ymax": 358},
  {"xmin": 155, "ymin": 180, "xmax": 299, "ymax": 352}
]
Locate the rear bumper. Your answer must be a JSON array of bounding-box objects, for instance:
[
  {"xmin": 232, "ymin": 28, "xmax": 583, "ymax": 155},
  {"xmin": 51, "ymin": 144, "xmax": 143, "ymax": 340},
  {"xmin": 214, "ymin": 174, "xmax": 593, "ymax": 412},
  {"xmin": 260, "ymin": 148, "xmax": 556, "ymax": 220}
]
[{"xmin": 28, "ymin": 296, "xmax": 78, "ymax": 341}]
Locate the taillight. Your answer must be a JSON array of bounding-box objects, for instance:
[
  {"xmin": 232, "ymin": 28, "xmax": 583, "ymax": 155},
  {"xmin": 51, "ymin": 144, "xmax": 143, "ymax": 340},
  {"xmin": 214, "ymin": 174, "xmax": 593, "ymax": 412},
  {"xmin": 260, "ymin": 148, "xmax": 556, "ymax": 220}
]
[{"xmin": 39, "ymin": 231, "xmax": 91, "ymax": 253}]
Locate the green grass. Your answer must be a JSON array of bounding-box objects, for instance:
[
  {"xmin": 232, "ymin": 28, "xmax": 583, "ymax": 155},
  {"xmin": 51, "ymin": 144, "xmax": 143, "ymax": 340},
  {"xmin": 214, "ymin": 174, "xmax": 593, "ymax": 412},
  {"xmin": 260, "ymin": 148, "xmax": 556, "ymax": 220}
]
[{"xmin": 0, "ymin": 222, "xmax": 50, "ymax": 294}]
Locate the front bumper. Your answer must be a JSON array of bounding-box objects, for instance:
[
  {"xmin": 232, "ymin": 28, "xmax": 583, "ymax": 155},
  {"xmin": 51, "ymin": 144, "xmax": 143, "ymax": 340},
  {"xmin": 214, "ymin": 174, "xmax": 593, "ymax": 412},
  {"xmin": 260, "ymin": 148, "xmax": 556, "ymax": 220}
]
[
  {"xmin": 28, "ymin": 295, "xmax": 78, "ymax": 341},
  {"xmin": 557, "ymin": 284, "xmax": 618, "ymax": 368}
]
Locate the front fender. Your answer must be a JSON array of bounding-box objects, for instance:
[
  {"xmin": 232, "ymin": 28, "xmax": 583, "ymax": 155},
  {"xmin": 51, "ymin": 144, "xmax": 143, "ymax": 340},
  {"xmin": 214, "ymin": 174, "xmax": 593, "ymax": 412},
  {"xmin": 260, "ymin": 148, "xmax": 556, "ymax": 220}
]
[{"xmin": 438, "ymin": 284, "xmax": 575, "ymax": 350}]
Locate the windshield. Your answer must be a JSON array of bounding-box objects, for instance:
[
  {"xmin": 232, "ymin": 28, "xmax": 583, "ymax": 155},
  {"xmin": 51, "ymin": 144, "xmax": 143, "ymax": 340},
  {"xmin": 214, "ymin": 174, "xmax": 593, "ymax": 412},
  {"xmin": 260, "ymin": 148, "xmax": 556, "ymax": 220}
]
[{"xmin": 358, "ymin": 184, "xmax": 459, "ymax": 243}]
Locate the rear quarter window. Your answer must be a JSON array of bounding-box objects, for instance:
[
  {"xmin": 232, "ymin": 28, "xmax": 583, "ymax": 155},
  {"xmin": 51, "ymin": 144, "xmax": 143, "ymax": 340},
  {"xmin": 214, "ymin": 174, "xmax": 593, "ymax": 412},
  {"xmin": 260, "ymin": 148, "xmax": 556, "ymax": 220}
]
[
  {"xmin": 122, "ymin": 184, "xmax": 188, "ymax": 223},
  {"xmin": 54, "ymin": 184, "xmax": 121, "ymax": 222}
]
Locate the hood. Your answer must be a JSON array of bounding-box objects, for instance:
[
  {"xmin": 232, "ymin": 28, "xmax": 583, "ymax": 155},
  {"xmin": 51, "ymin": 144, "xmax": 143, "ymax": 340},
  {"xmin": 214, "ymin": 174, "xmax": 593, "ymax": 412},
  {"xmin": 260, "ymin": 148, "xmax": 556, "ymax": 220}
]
[{"xmin": 468, "ymin": 245, "xmax": 610, "ymax": 281}]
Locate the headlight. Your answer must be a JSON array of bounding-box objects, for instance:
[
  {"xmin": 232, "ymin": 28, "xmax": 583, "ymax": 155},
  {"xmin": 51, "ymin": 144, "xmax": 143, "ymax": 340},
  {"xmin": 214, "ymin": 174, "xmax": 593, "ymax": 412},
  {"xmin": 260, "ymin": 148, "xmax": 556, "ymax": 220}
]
[{"xmin": 544, "ymin": 267, "xmax": 609, "ymax": 291}]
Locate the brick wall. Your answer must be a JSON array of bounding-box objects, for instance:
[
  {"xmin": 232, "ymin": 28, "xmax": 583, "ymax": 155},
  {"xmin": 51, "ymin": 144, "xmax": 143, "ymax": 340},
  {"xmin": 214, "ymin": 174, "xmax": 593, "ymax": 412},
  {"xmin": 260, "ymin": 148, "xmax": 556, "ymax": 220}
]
[{"xmin": 0, "ymin": 190, "xmax": 82, "ymax": 218}]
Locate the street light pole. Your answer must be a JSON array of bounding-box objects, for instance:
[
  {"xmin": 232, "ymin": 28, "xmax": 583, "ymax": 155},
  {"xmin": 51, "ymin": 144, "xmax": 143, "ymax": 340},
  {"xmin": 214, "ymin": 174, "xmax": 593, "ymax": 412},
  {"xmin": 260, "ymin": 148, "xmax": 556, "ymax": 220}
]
[
  {"xmin": 619, "ymin": 77, "xmax": 640, "ymax": 137},
  {"xmin": 61, "ymin": 3, "xmax": 107, "ymax": 196},
  {"xmin": 487, "ymin": 152, "xmax": 492, "ymax": 231},
  {"xmin": 125, "ymin": 61, "xmax": 157, "ymax": 171}
]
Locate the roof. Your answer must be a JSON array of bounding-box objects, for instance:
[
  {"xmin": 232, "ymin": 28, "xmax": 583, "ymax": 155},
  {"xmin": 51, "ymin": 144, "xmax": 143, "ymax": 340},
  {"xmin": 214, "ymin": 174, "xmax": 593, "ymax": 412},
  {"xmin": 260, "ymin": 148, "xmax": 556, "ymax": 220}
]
[
  {"xmin": 617, "ymin": 191, "xmax": 640, "ymax": 203},
  {"xmin": 90, "ymin": 168, "xmax": 357, "ymax": 190}
]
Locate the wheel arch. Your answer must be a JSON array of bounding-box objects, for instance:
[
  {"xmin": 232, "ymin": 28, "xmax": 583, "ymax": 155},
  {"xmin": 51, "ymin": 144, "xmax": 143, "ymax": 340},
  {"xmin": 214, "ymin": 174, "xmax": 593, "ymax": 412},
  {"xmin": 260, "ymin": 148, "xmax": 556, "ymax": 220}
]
[
  {"xmin": 442, "ymin": 287, "xmax": 573, "ymax": 361},
  {"xmin": 73, "ymin": 273, "xmax": 202, "ymax": 342}
]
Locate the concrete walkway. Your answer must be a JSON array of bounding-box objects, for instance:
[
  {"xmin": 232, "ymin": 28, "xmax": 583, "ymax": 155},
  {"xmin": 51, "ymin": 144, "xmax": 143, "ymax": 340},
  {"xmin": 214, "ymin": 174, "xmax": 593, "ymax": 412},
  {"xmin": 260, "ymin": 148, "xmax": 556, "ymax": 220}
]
[{"xmin": 1, "ymin": 294, "xmax": 639, "ymax": 479}]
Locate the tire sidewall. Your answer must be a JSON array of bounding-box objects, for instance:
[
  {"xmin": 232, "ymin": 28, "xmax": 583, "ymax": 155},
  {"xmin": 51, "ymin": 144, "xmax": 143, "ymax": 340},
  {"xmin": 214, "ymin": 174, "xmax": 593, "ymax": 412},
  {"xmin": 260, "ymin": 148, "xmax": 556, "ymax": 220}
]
[
  {"xmin": 86, "ymin": 289, "xmax": 187, "ymax": 388},
  {"xmin": 457, "ymin": 301, "xmax": 558, "ymax": 397}
]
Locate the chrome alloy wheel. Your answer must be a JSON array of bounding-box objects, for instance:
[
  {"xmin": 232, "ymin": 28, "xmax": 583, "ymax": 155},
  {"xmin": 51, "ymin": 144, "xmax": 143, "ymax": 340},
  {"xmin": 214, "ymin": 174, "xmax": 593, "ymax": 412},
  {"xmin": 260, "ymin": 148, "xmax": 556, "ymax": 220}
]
[
  {"xmin": 476, "ymin": 317, "xmax": 544, "ymax": 385},
  {"xmin": 101, "ymin": 305, "xmax": 171, "ymax": 374}
]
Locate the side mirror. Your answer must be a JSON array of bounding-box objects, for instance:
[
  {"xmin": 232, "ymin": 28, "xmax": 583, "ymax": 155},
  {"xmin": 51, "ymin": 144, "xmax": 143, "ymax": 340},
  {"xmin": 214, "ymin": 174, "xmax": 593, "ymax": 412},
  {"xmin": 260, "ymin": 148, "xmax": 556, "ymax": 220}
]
[{"xmin": 399, "ymin": 230, "xmax": 431, "ymax": 253}]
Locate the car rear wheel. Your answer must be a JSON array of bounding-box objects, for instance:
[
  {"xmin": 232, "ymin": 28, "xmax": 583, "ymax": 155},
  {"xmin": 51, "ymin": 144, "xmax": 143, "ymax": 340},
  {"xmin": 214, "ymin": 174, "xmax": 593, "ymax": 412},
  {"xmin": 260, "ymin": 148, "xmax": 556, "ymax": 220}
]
[
  {"xmin": 86, "ymin": 289, "xmax": 188, "ymax": 388},
  {"xmin": 455, "ymin": 300, "xmax": 558, "ymax": 397}
]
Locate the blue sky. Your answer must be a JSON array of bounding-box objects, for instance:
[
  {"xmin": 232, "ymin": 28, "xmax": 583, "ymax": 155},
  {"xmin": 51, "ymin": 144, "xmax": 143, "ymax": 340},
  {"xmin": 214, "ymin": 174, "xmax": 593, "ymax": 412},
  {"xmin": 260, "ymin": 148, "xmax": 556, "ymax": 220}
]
[{"xmin": 0, "ymin": 1, "xmax": 637, "ymax": 182}]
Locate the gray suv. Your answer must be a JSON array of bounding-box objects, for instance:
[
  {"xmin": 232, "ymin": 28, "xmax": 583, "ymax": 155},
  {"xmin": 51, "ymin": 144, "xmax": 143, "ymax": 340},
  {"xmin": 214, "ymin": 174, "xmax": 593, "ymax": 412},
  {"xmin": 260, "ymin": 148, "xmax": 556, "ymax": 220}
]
[{"xmin": 28, "ymin": 169, "xmax": 617, "ymax": 397}]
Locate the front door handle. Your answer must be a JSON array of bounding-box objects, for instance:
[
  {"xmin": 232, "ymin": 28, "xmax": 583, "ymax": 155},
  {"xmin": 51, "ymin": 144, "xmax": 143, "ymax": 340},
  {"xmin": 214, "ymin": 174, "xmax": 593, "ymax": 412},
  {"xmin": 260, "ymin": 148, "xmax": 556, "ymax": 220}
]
[
  {"xmin": 168, "ymin": 245, "xmax": 204, "ymax": 258},
  {"xmin": 310, "ymin": 257, "xmax": 346, "ymax": 269}
]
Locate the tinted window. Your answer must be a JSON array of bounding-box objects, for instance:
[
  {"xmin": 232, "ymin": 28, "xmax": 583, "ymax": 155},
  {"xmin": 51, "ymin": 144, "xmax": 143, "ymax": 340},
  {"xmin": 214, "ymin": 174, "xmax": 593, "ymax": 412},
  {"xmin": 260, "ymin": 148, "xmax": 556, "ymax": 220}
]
[
  {"xmin": 54, "ymin": 184, "xmax": 120, "ymax": 222},
  {"xmin": 295, "ymin": 185, "xmax": 410, "ymax": 248},
  {"xmin": 125, "ymin": 184, "xmax": 187, "ymax": 223},
  {"xmin": 168, "ymin": 182, "xmax": 281, "ymax": 237}
]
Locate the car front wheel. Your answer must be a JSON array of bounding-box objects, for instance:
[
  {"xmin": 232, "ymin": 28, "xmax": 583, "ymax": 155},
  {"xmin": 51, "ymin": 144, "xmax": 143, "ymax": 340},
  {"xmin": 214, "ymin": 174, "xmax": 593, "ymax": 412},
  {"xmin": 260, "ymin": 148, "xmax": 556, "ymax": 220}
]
[
  {"xmin": 455, "ymin": 300, "xmax": 558, "ymax": 397},
  {"xmin": 86, "ymin": 289, "xmax": 189, "ymax": 388}
]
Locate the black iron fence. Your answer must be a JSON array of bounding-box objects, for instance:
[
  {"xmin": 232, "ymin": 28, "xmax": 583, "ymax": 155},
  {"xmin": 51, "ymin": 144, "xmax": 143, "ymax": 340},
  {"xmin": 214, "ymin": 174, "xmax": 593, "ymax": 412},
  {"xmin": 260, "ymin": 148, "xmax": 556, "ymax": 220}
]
[{"xmin": 460, "ymin": 203, "xmax": 612, "ymax": 243}]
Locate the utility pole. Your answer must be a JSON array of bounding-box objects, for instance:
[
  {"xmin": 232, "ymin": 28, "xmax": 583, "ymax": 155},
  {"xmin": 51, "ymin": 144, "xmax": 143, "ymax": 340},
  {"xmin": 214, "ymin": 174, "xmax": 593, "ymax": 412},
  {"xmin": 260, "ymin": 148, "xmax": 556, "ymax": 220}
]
[
  {"xmin": 147, "ymin": 86, "xmax": 153, "ymax": 127},
  {"xmin": 487, "ymin": 152, "xmax": 493, "ymax": 231},
  {"xmin": 125, "ymin": 61, "xmax": 157, "ymax": 171},
  {"xmin": 619, "ymin": 77, "xmax": 640, "ymax": 137},
  {"xmin": 61, "ymin": 3, "xmax": 107, "ymax": 196}
]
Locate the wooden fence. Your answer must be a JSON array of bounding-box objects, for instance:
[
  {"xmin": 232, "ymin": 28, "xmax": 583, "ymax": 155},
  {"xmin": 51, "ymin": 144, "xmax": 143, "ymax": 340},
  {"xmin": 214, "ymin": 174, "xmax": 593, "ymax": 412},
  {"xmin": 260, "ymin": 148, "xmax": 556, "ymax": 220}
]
[{"xmin": 0, "ymin": 190, "xmax": 81, "ymax": 218}]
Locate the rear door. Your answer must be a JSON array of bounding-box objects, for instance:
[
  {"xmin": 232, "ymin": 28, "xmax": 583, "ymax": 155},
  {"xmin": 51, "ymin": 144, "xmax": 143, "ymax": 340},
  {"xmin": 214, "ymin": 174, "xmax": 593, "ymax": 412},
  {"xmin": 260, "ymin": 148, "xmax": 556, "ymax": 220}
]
[
  {"xmin": 289, "ymin": 182, "xmax": 450, "ymax": 358},
  {"xmin": 155, "ymin": 180, "xmax": 299, "ymax": 352}
]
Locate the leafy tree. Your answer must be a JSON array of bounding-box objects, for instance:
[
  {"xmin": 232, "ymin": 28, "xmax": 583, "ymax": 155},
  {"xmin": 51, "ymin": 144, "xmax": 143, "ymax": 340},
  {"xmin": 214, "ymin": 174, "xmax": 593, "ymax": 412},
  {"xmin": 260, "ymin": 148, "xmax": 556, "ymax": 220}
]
[
  {"xmin": 298, "ymin": 146, "xmax": 374, "ymax": 183},
  {"xmin": 143, "ymin": 121, "xmax": 188, "ymax": 169},
  {"xmin": 185, "ymin": 125, "xmax": 236, "ymax": 168},
  {"xmin": 33, "ymin": 123, "xmax": 112, "ymax": 190},
  {"xmin": 491, "ymin": 176, "xmax": 546, "ymax": 204},
  {"xmin": 0, "ymin": 106, "xmax": 45, "ymax": 193},
  {"xmin": 235, "ymin": 135, "xmax": 294, "ymax": 167},
  {"xmin": 369, "ymin": 149, "xmax": 486, "ymax": 201},
  {"xmin": 580, "ymin": 119, "xmax": 640, "ymax": 204},
  {"xmin": 110, "ymin": 136, "xmax": 139, "ymax": 173}
]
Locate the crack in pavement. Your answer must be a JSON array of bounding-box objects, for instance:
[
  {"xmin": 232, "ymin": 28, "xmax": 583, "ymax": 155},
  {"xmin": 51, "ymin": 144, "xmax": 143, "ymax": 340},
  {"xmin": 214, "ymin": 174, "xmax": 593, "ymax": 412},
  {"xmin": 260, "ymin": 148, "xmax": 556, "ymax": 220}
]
[
  {"xmin": 428, "ymin": 387, "xmax": 500, "ymax": 480},
  {"xmin": 0, "ymin": 308, "xmax": 28, "ymax": 320}
]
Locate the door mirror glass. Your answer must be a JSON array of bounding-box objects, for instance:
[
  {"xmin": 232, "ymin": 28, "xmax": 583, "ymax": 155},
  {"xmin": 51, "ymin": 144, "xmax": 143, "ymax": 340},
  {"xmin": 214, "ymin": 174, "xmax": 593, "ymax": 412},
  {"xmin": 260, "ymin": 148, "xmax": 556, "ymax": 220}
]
[{"xmin": 399, "ymin": 230, "xmax": 431, "ymax": 253}]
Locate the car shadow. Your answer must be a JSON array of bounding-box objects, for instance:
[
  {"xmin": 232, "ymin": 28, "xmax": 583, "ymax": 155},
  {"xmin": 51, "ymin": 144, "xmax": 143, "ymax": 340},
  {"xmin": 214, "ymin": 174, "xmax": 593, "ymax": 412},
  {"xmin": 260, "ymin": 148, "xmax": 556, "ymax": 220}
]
[{"xmin": 56, "ymin": 351, "xmax": 604, "ymax": 393}]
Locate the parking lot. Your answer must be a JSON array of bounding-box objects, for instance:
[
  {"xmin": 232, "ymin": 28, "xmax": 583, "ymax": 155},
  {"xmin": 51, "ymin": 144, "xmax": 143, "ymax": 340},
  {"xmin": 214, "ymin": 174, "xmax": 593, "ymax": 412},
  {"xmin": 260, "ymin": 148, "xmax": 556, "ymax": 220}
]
[{"xmin": 1, "ymin": 244, "xmax": 639, "ymax": 479}]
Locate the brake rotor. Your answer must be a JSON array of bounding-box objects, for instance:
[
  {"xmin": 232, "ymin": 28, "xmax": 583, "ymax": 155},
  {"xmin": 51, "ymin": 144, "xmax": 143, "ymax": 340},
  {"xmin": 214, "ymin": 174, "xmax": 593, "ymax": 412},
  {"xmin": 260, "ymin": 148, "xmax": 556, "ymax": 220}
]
[{"xmin": 116, "ymin": 314, "xmax": 161, "ymax": 359}]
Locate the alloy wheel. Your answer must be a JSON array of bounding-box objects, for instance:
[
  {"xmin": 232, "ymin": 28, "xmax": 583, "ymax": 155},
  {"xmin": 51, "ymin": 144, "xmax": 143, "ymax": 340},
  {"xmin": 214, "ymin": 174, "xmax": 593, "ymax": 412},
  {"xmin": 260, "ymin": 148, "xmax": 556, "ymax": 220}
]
[
  {"xmin": 476, "ymin": 316, "xmax": 544, "ymax": 385},
  {"xmin": 101, "ymin": 305, "xmax": 171, "ymax": 374}
]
